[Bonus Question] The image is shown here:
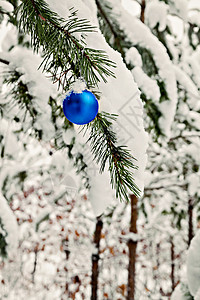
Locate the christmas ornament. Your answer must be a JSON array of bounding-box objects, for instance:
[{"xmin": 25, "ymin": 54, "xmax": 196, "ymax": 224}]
[{"xmin": 63, "ymin": 89, "xmax": 99, "ymax": 125}]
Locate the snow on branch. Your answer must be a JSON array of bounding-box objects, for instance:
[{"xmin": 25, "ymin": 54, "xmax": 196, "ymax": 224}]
[
  {"xmin": 0, "ymin": 193, "xmax": 18, "ymax": 257},
  {"xmin": 187, "ymin": 230, "xmax": 200, "ymax": 297},
  {"xmin": 107, "ymin": 0, "xmax": 178, "ymax": 138}
]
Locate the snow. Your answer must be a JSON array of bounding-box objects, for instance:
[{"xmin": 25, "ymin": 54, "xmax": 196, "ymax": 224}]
[
  {"xmin": 132, "ymin": 66, "xmax": 160, "ymax": 102},
  {"xmin": 187, "ymin": 230, "xmax": 200, "ymax": 296},
  {"xmin": 75, "ymin": 130, "xmax": 114, "ymax": 216},
  {"xmin": 122, "ymin": 0, "xmax": 140, "ymax": 17},
  {"xmin": 0, "ymin": 0, "xmax": 13, "ymax": 12},
  {"xmin": 69, "ymin": 78, "xmax": 87, "ymax": 94},
  {"xmin": 195, "ymin": 288, "xmax": 200, "ymax": 300},
  {"xmin": 145, "ymin": 1, "xmax": 169, "ymax": 31},
  {"xmin": 171, "ymin": 284, "xmax": 187, "ymax": 300},
  {"xmin": 173, "ymin": 65, "xmax": 200, "ymax": 110},
  {"xmin": 107, "ymin": 0, "xmax": 178, "ymax": 138},
  {"xmin": 62, "ymin": 127, "xmax": 75, "ymax": 145},
  {"xmin": 0, "ymin": 193, "xmax": 19, "ymax": 257},
  {"xmin": 88, "ymin": 172, "xmax": 114, "ymax": 217},
  {"xmin": 170, "ymin": 0, "xmax": 188, "ymax": 21},
  {"xmin": 188, "ymin": 11, "xmax": 200, "ymax": 27},
  {"xmin": 2, "ymin": 46, "xmax": 58, "ymax": 141},
  {"xmin": 0, "ymin": 24, "xmax": 17, "ymax": 52},
  {"xmin": 120, "ymin": 232, "xmax": 140, "ymax": 242},
  {"xmin": 187, "ymin": 47, "xmax": 200, "ymax": 89},
  {"xmin": 188, "ymin": 174, "xmax": 199, "ymax": 197},
  {"xmin": 125, "ymin": 47, "xmax": 143, "ymax": 67}
]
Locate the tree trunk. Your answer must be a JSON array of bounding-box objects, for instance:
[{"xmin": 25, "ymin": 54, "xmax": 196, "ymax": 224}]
[
  {"xmin": 63, "ymin": 239, "xmax": 70, "ymax": 296},
  {"xmin": 188, "ymin": 198, "xmax": 194, "ymax": 246},
  {"xmin": 140, "ymin": 0, "xmax": 146, "ymax": 23},
  {"xmin": 127, "ymin": 195, "xmax": 138, "ymax": 300},
  {"xmin": 170, "ymin": 239, "xmax": 175, "ymax": 292},
  {"xmin": 91, "ymin": 216, "xmax": 103, "ymax": 300}
]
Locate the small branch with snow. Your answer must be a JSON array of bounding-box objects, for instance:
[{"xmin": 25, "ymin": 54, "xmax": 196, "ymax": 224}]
[
  {"xmin": 0, "ymin": 193, "xmax": 19, "ymax": 257},
  {"xmin": 119, "ymin": 232, "xmax": 141, "ymax": 242},
  {"xmin": 0, "ymin": 58, "xmax": 10, "ymax": 65}
]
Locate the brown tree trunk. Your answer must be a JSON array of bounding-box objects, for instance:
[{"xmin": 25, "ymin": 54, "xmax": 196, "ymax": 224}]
[
  {"xmin": 31, "ymin": 243, "xmax": 39, "ymax": 283},
  {"xmin": 63, "ymin": 239, "xmax": 70, "ymax": 296},
  {"xmin": 170, "ymin": 239, "xmax": 175, "ymax": 292},
  {"xmin": 188, "ymin": 198, "xmax": 194, "ymax": 246},
  {"xmin": 127, "ymin": 195, "xmax": 138, "ymax": 300},
  {"xmin": 91, "ymin": 217, "xmax": 103, "ymax": 300},
  {"xmin": 140, "ymin": 0, "xmax": 146, "ymax": 23}
]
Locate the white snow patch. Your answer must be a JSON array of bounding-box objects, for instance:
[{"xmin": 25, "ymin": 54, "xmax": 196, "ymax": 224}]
[
  {"xmin": 187, "ymin": 230, "xmax": 200, "ymax": 296},
  {"xmin": 125, "ymin": 47, "xmax": 142, "ymax": 67},
  {"xmin": 0, "ymin": 0, "xmax": 13, "ymax": 12},
  {"xmin": 145, "ymin": 1, "xmax": 168, "ymax": 31},
  {"xmin": 107, "ymin": 0, "xmax": 177, "ymax": 138},
  {"xmin": 170, "ymin": 0, "xmax": 188, "ymax": 21},
  {"xmin": 132, "ymin": 66, "xmax": 160, "ymax": 101},
  {"xmin": 171, "ymin": 284, "xmax": 188, "ymax": 300},
  {"xmin": 174, "ymin": 65, "xmax": 200, "ymax": 110},
  {"xmin": 0, "ymin": 193, "xmax": 19, "ymax": 257}
]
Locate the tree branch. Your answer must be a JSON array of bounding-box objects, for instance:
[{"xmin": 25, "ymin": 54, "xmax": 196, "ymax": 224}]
[
  {"xmin": 0, "ymin": 58, "xmax": 10, "ymax": 65},
  {"xmin": 28, "ymin": 0, "xmax": 112, "ymax": 80},
  {"xmin": 169, "ymin": 134, "xmax": 200, "ymax": 142},
  {"xmin": 140, "ymin": 0, "xmax": 146, "ymax": 23},
  {"xmin": 95, "ymin": 0, "xmax": 125, "ymax": 57},
  {"xmin": 144, "ymin": 183, "xmax": 186, "ymax": 192}
]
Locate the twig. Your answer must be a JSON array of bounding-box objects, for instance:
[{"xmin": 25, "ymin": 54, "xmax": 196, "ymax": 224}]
[
  {"xmin": 140, "ymin": 0, "xmax": 146, "ymax": 23},
  {"xmin": 169, "ymin": 134, "xmax": 200, "ymax": 142},
  {"xmin": 0, "ymin": 58, "xmax": 10, "ymax": 65},
  {"xmin": 31, "ymin": 244, "xmax": 39, "ymax": 283},
  {"xmin": 95, "ymin": 0, "xmax": 125, "ymax": 57},
  {"xmin": 144, "ymin": 183, "xmax": 186, "ymax": 191}
]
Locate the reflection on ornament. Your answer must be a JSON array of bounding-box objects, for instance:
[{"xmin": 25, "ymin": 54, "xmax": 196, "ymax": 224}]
[{"xmin": 63, "ymin": 90, "xmax": 99, "ymax": 125}]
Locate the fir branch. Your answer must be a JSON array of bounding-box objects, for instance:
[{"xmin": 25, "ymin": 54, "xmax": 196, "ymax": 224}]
[
  {"xmin": 84, "ymin": 112, "xmax": 140, "ymax": 201},
  {"xmin": 17, "ymin": 0, "xmax": 116, "ymax": 89}
]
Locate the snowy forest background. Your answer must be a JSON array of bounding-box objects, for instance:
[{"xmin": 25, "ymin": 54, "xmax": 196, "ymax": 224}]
[{"xmin": 0, "ymin": 0, "xmax": 200, "ymax": 299}]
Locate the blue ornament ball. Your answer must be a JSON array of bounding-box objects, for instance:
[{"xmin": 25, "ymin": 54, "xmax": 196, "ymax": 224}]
[{"xmin": 63, "ymin": 89, "xmax": 99, "ymax": 125}]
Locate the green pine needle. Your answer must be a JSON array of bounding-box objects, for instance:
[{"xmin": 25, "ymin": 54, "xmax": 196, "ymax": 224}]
[
  {"xmin": 82, "ymin": 112, "xmax": 141, "ymax": 201},
  {"xmin": 17, "ymin": 0, "xmax": 116, "ymax": 89}
]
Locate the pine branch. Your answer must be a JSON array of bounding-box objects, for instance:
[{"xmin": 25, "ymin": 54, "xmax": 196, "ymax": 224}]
[
  {"xmin": 3, "ymin": 68, "xmax": 90, "ymax": 187},
  {"xmin": 4, "ymin": 70, "xmax": 38, "ymax": 121},
  {"xmin": 17, "ymin": 0, "xmax": 116, "ymax": 89},
  {"xmin": 95, "ymin": 1, "xmax": 165, "ymax": 138},
  {"xmin": 84, "ymin": 112, "xmax": 140, "ymax": 201},
  {"xmin": 96, "ymin": 0, "xmax": 129, "ymax": 58},
  {"xmin": 169, "ymin": 134, "xmax": 200, "ymax": 142},
  {"xmin": 95, "ymin": 0, "xmax": 125, "ymax": 57},
  {"xmin": 15, "ymin": 0, "xmax": 140, "ymax": 200}
]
